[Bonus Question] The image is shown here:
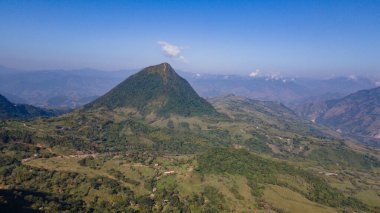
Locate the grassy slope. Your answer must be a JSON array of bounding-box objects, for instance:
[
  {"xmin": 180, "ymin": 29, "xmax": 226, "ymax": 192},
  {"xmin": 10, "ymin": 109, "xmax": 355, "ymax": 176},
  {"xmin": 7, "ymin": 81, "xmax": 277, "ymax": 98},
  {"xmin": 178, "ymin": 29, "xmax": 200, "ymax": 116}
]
[
  {"xmin": 263, "ymin": 185, "xmax": 337, "ymax": 213},
  {"xmin": 1, "ymin": 95, "xmax": 380, "ymax": 212},
  {"xmin": 21, "ymin": 152, "xmax": 342, "ymax": 213}
]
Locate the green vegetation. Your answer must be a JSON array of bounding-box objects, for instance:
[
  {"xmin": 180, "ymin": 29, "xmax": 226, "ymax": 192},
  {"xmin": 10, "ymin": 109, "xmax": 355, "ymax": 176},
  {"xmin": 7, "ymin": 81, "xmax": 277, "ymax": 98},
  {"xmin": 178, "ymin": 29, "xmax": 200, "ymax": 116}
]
[
  {"xmin": 1, "ymin": 64, "xmax": 380, "ymax": 212},
  {"xmin": 308, "ymin": 147, "xmax": 380, "ymax": 170},
  {"xmin": 244, "ymin": 137, "xmax": 272, "ymax": 153},
  {"xmin": 197, "ymin": 148, "xmax": 367, "ymax": 210}
]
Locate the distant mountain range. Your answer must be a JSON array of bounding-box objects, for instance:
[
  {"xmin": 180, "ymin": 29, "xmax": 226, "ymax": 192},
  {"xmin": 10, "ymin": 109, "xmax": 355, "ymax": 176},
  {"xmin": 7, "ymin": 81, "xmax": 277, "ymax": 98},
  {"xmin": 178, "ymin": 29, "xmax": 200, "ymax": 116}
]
[
  {"xmin": 0, "ymin": 65, "xmax": 379, "ymax": 109},
  {"xmin": 0, "ymin": 66, "xmax": 136, "ymax": 108},
  {"xmin": 296, "ymin": 87, "xmax": 380, "ymax": 146},
  {"xmin": 186, "ymin": 73, "xmax": 379, "ymax": 106}
]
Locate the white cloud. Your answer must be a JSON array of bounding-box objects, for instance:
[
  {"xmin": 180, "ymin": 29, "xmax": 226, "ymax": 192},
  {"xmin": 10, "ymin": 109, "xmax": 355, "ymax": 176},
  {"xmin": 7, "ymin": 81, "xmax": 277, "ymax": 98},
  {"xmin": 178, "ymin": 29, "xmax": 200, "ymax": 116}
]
[
  {"xmin": 266, "ymin": 73, "xmax": 281, "ymax": 80},
  {"xmin": 157, "ymin": 41, "xmax": 187, "ymax": 63},
  {"xmin": 348, "ymin": 74, "xmax": 358, "ymax": 81},
  {"xmin": 249, "ymin": 69, "xmax": 260, "ymax": 77}
]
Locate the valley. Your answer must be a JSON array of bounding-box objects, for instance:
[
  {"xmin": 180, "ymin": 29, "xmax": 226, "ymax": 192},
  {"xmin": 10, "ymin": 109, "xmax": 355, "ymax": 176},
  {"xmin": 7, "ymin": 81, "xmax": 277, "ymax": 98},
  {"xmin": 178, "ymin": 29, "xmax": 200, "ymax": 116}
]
[{"xmin": 296, "ymin": 87, "xmax": 380, "ymax": 147}]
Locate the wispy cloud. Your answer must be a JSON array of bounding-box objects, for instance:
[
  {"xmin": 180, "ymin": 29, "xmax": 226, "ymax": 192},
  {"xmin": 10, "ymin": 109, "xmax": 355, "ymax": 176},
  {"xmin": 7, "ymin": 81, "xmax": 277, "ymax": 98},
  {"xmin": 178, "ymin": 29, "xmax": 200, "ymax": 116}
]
[
  {"xmin": 157, "ymin": 41, "xmax": 187, "ymax": 63},
  {"xmin": 348, "ymin": 74, "xmax": 358, "ymax": 81},
  {"xmin": 249, "ymin": 69, "xmax": 260, "ymax": 77}
]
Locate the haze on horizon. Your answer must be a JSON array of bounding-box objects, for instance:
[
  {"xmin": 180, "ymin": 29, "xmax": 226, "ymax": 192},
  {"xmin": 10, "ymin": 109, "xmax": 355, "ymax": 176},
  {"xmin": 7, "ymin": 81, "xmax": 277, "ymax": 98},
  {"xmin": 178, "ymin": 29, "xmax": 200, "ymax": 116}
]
[{"xmin": 0, "ymin": 0, "xmax": 379, "ymax": 78}]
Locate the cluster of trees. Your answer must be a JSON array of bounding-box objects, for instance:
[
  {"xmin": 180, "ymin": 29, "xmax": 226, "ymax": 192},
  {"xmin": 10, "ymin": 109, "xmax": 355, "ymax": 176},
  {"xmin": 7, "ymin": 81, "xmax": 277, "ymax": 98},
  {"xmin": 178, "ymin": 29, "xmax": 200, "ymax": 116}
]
[
  {"xmin": 0, "ymin": 128, "xmax": 34, "ymax": 145},
  {"xmin": 78, "ymin": 156, "xmax": 103, "ymax": 169},
  {"xmin": 107, "ymin": 168, "xmax": 140, "ymax": 186},
  {"xmin": 151, "ymin": 184, "xmax": 229, "ymax": 212},
  {"xmin": 244, "ymin": 134, "xmax": 272, "ymax": 154}
]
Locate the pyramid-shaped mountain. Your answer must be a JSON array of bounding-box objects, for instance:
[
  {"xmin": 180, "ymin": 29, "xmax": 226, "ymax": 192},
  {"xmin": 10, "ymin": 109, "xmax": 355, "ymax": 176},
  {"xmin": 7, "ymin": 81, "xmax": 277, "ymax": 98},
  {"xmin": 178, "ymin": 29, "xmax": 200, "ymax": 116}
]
[{"xmin": 85, "ymin": 63, "xmax": 219, "ymax": 116}]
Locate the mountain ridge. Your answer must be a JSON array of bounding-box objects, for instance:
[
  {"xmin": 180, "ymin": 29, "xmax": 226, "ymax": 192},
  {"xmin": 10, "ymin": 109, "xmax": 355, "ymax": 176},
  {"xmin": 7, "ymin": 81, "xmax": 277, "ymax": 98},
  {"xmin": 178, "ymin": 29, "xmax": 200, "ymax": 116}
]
[
  {"xmin": 1, "ymin": 64, "xmax": 378, "ymax": 109},
  {"xmin": 296, "ymin": 87, "xmax": 380, "ymax": 145},
  {"xmin": 0, "ymin": 94, "xmax": 60, "ymax": 119}
]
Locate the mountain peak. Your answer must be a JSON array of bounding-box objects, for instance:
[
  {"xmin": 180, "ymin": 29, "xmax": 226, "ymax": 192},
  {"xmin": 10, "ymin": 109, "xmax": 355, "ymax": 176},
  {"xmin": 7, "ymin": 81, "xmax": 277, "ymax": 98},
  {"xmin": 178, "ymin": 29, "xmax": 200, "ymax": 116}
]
[
  {"xmin": 141, "ymin": 62, "xmax": 176, "ymax": 83},
  {"xmin": 85, "ymin": 63, "xmax": 219, "ymax": 117},
  {"xmin": 145, "ymin": 62, "xmax": 171, "ymax": 72}
]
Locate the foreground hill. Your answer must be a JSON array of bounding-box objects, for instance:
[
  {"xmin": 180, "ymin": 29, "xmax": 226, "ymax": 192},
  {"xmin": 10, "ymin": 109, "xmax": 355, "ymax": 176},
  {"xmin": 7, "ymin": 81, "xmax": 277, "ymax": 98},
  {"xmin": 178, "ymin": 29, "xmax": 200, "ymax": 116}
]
[
  {"xmin": 296, "ymin": 87, "xmax": 380, "ymax": 146},
  {"xmin": 0, "ymin": 64, "xmax": 379, "ymax": 212},
  {"xmin": 0, "ymin": 94, "xmax": 61, "ymax": 119}
]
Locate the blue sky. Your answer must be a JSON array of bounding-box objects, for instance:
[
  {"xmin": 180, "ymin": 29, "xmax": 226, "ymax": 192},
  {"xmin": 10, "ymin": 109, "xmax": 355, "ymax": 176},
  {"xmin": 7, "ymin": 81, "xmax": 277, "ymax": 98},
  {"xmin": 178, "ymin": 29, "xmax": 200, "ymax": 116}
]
[{"xmin": 0, "ymin": 0, "xmax": 379, "ymax": 77}]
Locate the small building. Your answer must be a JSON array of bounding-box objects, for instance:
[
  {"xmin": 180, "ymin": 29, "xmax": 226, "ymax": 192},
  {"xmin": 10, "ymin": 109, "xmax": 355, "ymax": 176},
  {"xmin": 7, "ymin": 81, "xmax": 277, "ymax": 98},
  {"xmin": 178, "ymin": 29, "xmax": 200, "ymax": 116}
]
[{"xmin": 163, "ymin": 171, "xmax": 176, "ymax": 175}]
